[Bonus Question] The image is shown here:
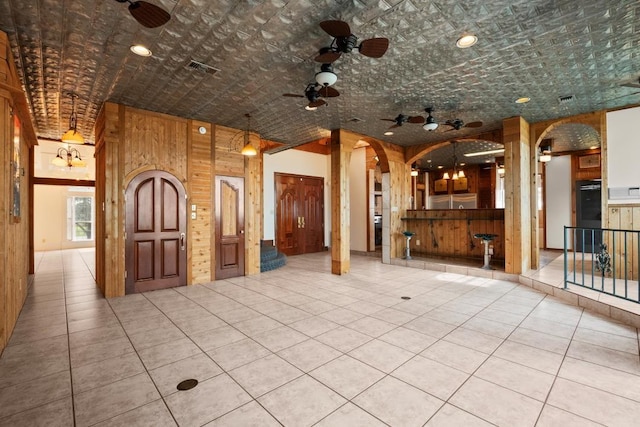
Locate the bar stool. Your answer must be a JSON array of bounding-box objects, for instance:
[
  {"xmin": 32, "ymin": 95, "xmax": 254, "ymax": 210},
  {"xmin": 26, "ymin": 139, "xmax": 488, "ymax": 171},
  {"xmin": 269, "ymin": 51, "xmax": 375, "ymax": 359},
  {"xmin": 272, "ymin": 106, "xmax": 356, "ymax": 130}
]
[
  {"xmin": 474, "ymin": 233, "xmax": 497, "ymax": 269},
  {"xmin": 402, "ymin": 231, "xmax": 415, "ymax": 260}
]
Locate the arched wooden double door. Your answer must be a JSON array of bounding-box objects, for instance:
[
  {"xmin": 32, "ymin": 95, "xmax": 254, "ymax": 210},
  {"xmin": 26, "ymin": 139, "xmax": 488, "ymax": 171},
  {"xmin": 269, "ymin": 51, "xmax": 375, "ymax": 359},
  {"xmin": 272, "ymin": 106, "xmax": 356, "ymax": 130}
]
[{"xmin": 125, "ymin": 170, "xmax": 187, "ymax": 294}]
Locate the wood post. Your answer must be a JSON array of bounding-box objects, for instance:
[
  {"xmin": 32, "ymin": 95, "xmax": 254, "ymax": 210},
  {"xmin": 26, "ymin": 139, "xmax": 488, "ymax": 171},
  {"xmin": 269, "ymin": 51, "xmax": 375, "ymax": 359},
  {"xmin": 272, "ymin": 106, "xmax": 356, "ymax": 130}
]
[
  {"xmin": 330, "ymin": 130, "xmax": 356, "ymax": 274},
  {"xmin": 503, "ymin": 116, "xmax": 532, "ymax": 274}
]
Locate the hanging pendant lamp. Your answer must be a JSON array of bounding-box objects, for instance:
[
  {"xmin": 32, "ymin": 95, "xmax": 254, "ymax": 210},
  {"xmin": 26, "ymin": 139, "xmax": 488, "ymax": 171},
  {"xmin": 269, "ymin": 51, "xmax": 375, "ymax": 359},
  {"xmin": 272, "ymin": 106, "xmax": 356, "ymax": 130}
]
[{"xmin": 61, "ymin": 94, "xmax": 85, "ymax": 144}]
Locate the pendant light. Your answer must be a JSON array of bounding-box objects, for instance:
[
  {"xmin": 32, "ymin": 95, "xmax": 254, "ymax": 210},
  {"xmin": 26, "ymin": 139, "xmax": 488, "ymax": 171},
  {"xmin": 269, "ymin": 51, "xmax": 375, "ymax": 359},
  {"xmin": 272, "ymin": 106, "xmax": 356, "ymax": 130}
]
[
  {"xmin": 240, "ymin": 114, "xmax": 257, "ymax": 156},
  {"xmin": 61, "ymin": 93, "xmax": 85, "ymax": 145}
]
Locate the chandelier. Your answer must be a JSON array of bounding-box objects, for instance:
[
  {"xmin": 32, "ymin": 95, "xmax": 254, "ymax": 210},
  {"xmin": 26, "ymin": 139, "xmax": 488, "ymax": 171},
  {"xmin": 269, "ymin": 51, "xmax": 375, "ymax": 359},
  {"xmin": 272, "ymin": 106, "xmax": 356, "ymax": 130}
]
[
  {"xmin": 51, "ymin": 146, "xmax": 86, "ymax": 168},
  {"xmin": 443, "ymin": 141, "xmax": 465, "ymax": 180}
]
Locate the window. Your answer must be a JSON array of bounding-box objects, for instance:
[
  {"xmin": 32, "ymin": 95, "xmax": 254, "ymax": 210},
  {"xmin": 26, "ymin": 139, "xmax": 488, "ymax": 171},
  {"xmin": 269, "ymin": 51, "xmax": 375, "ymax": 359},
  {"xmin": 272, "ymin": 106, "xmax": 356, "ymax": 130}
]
[{"xmin": 69, "ymin": 196, "xmax": 94, "ymax": 241}]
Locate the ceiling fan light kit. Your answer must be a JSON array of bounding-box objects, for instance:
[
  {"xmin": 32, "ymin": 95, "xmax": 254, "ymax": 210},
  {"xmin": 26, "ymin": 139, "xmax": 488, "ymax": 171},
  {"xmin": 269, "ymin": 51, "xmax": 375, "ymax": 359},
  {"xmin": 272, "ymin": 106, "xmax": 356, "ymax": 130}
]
[
  {"xmin": 423, "ymin": 107, "xmax": 438, "ymax": 131},
  {"xmin": 315, "ymin": 63, "xmax": 337, "ymax": 87}
]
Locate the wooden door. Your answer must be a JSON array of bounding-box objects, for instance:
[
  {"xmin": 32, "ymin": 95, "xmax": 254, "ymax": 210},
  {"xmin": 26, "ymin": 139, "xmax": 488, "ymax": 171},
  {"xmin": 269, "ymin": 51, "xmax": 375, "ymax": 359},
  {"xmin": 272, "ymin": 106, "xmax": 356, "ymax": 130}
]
[
  {"xmin": 125, "ymin": 171, "xmax": 187, "ymax": 294},
  {"xmin": 275, "ymin": 173, "xmax": 324, "ymax": 256},
  {"xmin": 301, "ymin": 177, "xmax": 324, "ymax": 253},
  {"xmin": 215, "ymin": 176, "xmax": 245, "ymax": 279}
]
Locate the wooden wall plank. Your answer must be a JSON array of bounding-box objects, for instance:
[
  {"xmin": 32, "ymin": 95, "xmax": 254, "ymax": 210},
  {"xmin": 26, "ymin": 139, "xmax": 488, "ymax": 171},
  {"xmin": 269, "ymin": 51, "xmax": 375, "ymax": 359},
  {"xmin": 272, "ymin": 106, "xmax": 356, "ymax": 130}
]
[
  {"xmin": 189, "ymin": 120, "xmax": 213, "ymax": 283},
  {"xmin": 0, "ymin": 31, "xmax": 34, "ymax": 354}
]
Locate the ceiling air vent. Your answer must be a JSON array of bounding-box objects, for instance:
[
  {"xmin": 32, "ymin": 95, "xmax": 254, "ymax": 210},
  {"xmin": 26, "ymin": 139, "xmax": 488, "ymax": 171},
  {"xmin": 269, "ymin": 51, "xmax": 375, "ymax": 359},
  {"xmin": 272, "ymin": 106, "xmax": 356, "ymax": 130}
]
[
  {"xmin": 558, "ymin": 94, "xmax": 575, "ymax": 103},
  {"xmin": 187, "ymin": 60, "xmax": 219, "ymax": 75}
]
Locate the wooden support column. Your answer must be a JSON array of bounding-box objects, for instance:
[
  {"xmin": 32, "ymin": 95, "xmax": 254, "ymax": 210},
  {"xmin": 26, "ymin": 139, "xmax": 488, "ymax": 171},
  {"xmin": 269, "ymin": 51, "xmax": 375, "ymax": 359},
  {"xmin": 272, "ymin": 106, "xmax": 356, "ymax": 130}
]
[
  {"xmin": 330, "ymin": 129, "xmax": 357, "ymax": 274},
  {"xmin": 244, "ymin": 131, "xmax": 262, "ymax": 275},
  {"xmin": 503, "ymin": 116, "xmax": 531, "ymax": 274},
  {"xmin": 386, "ymin": 158, "xmax": 411, "ymax": 260}
]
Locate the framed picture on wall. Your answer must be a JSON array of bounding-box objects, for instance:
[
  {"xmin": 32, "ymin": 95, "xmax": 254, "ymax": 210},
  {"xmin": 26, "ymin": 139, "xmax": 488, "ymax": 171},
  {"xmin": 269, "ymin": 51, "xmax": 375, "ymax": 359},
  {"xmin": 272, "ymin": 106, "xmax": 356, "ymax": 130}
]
[
  {"xmin": 434, "ymin": 179, "xmax": 448, "ymax": 193},
  {"xmin": 579, "ymin": 154, "xmax": 600, "ymax": 169},
  {"xmin": 453, "ymin": 177, "xmax": 468, "ymax": 192},
  {"xmin": 11, "ymin": 114, "xmax": 21, "ymax": 222}
]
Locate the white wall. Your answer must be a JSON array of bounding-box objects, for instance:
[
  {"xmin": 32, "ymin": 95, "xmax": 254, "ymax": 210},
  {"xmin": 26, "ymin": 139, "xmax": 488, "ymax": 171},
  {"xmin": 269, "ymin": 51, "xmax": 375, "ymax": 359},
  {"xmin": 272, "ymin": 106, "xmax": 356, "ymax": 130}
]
[
  {"xmin": 34, "ymin": 185, "xmax": 95, "ymax": 251},
  {"xmin": 545, "ymin": 156, "xmax": 572, "ymax": 249},
  {"xmin": 349, "ymin": 148, "xmax": 367, "ymax": 251},
  {"xmin": 263, "ymin": 150, "xmax": 331, "ymax": 246},
  {"xmin": 606, "ymin": 106, "xmax": 640, "ymax": 204}
]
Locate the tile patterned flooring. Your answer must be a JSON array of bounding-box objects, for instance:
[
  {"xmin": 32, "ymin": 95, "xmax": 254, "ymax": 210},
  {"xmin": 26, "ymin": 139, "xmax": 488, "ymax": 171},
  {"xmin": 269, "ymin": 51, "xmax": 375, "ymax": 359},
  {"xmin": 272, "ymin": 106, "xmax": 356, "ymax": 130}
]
[{"xmin": 1, "ymin": 249, "xmax": 640, "ymax": 426}]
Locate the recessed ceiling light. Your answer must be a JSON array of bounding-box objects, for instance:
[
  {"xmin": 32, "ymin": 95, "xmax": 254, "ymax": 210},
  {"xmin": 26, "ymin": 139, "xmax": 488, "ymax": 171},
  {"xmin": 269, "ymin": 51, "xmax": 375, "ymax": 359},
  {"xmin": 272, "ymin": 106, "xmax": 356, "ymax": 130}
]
[
  {"xmin": 437, "ymin": 165, "xmax": 443, "ymax": 169},
  {"xmin": 515, "ymin": 97, "xmax": 531, "ymax": 104},
  {"xmin": 130, "ymin": 45, "xmax": 152, "ymax": 57},
  {"xmin": 305, "ymin": 105, "xmax": 317, "ymax": 111},
  {"xmin": 456, "ymin": 34, "xmax": 478, "ymax": 48},
  {"xmin": 589, "ymin": 145, "xmax": 598, "ymax": 150},
  {"xmin": 384, "ymin": 131, "xmax": 394, "ymax": 136}
]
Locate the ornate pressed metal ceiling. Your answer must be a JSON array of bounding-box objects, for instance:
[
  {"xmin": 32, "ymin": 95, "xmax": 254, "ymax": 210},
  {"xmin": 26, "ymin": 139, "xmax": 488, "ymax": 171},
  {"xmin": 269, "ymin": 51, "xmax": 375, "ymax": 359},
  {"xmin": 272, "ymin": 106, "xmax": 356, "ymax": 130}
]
[{"xmin": 0, "ymin": 0, "xmax": 637, "ymax": 158}]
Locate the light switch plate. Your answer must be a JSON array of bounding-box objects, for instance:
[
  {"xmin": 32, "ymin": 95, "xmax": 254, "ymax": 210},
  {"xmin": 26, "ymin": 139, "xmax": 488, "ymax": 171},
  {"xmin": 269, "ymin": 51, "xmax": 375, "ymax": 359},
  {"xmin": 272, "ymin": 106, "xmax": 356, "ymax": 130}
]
[{"xmin": 191, "ymin": 212, "xmax": 197, "ymax": 220}]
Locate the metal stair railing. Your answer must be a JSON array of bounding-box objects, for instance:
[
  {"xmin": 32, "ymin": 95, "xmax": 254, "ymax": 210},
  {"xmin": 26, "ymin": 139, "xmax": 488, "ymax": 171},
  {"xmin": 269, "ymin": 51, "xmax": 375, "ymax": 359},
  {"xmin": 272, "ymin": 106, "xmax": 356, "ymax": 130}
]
[{"xmin": 564, "ymin": 226, "xmax": 640, "ymax": 303}]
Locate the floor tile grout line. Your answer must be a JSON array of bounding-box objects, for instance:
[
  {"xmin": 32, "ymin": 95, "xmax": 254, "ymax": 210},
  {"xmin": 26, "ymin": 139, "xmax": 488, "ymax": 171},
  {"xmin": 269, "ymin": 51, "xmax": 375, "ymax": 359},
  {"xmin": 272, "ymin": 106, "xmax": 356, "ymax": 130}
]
[{"xmin": 55, "ymin": 251, "xmax": 79, "ymax": 427}]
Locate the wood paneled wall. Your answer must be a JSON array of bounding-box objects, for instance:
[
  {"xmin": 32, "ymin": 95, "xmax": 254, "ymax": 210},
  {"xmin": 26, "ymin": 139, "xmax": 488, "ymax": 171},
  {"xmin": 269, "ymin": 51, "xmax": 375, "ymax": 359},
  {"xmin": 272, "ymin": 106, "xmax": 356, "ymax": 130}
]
[
  {"xmin": 605, "ymin": 205, "xmax": 640, "ymax": 280},
  {"xmin": 96, "ymin": 103, "xmax": 262, "ymax": 297},
  {"xmin": 188, "ymin": 121, "xmax": 213, "ymax": 284},
  {"xmin": 0, "ymin": 31, "xmax": 36, "ymax": 354},
  {"xmin": 403, "ymin": 209, "xmax": 505, "ymax": 260}
]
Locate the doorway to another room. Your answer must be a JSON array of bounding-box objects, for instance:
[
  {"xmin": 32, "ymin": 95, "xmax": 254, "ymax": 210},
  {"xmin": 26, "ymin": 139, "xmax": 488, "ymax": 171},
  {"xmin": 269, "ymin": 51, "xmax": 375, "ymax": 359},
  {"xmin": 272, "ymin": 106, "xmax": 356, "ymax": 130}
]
[{"xmin": 275, "ymin": 173, "xmax": 324, "ymax": 256}]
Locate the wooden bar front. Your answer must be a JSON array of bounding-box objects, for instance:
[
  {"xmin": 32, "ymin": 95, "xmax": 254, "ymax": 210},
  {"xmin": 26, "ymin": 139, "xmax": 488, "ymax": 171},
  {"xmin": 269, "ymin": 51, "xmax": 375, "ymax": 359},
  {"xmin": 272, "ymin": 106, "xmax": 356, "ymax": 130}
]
[{"xmin": 402, "ymin": 209, "xmax": 505, "ymax": 261}]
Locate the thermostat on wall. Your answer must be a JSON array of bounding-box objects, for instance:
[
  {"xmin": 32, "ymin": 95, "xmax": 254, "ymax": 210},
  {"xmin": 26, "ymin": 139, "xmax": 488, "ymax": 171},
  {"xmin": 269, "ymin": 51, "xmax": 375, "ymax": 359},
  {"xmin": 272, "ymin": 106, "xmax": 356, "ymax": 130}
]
[{"xmin": 198, "ymin": 126, "xmax": 207, "ymax": 135}]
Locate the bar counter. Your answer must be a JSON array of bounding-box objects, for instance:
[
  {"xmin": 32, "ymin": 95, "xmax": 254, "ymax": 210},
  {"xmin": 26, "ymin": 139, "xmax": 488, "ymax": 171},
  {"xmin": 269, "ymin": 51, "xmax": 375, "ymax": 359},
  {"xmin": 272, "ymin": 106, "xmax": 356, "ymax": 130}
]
[{"xmin": 401, "ymin": 209, "xmax": 505, "ymax": 260}]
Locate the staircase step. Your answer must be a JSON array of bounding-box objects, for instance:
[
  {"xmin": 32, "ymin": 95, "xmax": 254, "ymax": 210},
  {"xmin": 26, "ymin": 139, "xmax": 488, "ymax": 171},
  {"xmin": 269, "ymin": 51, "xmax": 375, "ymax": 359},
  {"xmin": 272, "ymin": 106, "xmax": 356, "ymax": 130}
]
[
  {"xmin": 260, "ymin": 252, "xmax": 287, "ymax": 272},
  {"xmin": 260, "ymin": 245, "xmax": 278, "ymax": 262}
]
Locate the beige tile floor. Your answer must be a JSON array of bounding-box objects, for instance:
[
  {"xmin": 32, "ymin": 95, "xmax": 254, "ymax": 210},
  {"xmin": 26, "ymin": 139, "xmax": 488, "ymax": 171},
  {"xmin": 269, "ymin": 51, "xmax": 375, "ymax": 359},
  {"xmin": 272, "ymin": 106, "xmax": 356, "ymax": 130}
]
[{"xmin": 1, "ymin": 248, "xmax": 640, "ymax": 426}]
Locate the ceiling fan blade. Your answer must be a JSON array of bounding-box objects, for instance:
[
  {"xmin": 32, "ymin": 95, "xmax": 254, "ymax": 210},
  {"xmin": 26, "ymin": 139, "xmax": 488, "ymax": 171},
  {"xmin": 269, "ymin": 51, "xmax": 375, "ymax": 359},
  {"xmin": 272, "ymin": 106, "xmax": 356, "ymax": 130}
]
[
  {"xmin": 315, "ymin": 50, "xmax": 341, "ymax": 63},
  {"xmin": 283, "ymin": 93, "xmax": 305, "ymax": 98},
  {"xmin": 358, "ymin": 38, "xmax": 389, "ymax": 58},
  {"xmin": 389, "ymin": 124, "xmax": 400, "ymax": 129},
  {"xmin": 320, "ymin": 20, "xmax": 351, "ymax": 38},
  {"xmin": 408, "ymin": 116, "xmax": 425, "ymax": 124},
  {"xmin": 318, "ymin": 86, "xmax": 339, "ymax": 98},
  {"xmin": 465, "ymin": 121, "xmax": 483, "ymax": 128},
  {"xmin": 380, "ymin": 118, "xmax": 396, "ymax": 122},
  {"xmin": 128, "ymin": 1, "xmax": 171, "ymax": 28},
  {"xmin": 308, "ymin": 99, "xmax": 326, "ymax": 108}
]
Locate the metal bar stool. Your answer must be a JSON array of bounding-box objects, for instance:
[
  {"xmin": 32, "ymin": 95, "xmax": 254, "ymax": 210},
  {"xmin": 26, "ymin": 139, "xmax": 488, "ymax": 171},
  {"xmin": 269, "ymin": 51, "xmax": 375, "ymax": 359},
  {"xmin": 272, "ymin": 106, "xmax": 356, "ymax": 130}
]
[
  {"xmin": 474, "ymin": 233, "xmax": 497, "ymax": 269},
  {"xmin": 403, "ymin": 231, "xmax": 415, "ymax": 260}
]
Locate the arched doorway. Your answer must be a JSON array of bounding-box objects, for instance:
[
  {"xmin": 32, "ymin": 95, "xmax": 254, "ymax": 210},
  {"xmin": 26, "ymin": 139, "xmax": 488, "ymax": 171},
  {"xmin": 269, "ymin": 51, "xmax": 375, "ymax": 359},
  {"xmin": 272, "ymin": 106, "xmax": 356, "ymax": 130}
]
[{"xmin": 531, "ymin": 115, "xmax": 604, "ymax": 269}]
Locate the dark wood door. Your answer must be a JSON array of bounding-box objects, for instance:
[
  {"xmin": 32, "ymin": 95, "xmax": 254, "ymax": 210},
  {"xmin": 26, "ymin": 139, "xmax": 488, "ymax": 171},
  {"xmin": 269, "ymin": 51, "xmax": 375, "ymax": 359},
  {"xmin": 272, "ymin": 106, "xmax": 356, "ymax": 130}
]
[
  {"xmin": 275, "ymin": 173, "xmax": 324, "ymax": 256},
  {"xmin": 215, "ymin": 176, "xmax": 245, "ymax": 279},
  {"xmin": 125, "ymin": 171, "xmax": 187, "ymax": 294}
]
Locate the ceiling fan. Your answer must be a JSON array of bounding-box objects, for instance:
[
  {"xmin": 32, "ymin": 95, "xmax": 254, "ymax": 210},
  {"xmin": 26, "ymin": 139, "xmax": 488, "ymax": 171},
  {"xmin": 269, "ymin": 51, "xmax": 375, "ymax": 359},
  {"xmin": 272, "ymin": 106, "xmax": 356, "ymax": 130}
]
[
  {"xmin": 114, "ymin": 0, "xmax": 171, "ymax": 28},
  {"xmin": 443, "ymin": 118, "xmax": 483, "ymax": 131},
  {"xmin": 315, "ymin": 20, "xmax": 389, "ymax": 63},
  {"xmin": 381, "ymin": 114, "xmax": 425, "ymax": 129},
  {"xmin": 283, "ymin": 84, "xmax": 340, "ymax": 109}
]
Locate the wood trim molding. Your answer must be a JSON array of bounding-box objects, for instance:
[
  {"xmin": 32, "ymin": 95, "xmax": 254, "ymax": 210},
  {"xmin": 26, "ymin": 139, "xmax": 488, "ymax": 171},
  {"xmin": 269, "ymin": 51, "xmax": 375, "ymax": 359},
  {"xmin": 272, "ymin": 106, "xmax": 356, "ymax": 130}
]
[{"xmin": 33, "ymin": 177, "xmax": 95, "ymax": 187}]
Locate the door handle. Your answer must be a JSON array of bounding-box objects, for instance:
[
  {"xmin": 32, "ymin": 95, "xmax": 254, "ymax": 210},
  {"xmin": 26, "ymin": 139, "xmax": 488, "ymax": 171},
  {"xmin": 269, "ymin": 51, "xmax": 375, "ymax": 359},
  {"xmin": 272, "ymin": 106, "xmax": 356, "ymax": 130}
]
[
  {"xmin": 297, "ymin": 216, "xmax": 301, "ymax": 228},
  {"xmin": 301, "ymin": 216, "xmax": 305, "ymax": 228},
  {"xmin": 180, "ymin": 233, "xmax": 185, "ymax": 251}
]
